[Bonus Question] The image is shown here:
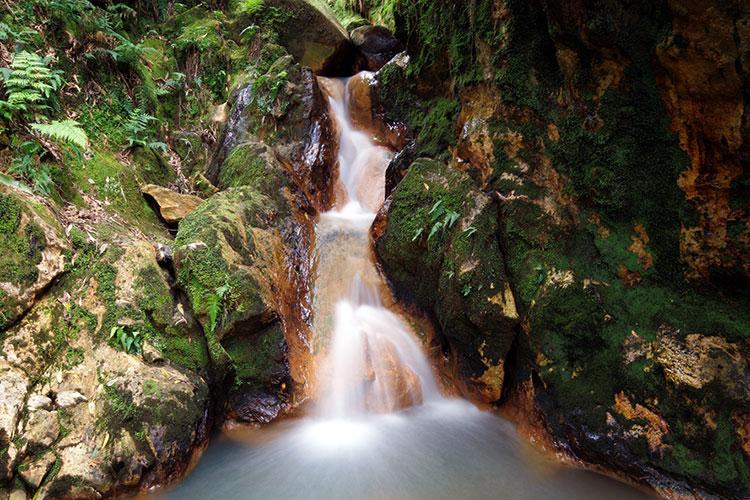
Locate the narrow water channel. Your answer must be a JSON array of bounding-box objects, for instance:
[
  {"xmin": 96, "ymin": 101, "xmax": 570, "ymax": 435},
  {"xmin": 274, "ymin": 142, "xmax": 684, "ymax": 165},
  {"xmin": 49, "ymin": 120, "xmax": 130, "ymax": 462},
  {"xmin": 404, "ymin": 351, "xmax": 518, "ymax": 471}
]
[{"xmin": 158, "ymin": 75, "xmax": 653, "ymax": 500}]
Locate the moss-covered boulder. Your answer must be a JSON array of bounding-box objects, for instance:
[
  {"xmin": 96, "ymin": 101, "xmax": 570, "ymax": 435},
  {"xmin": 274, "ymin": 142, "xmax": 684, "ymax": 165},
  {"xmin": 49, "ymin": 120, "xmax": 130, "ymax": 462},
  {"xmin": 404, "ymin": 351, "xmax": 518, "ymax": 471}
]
[
  {"xmin": 0, "ymin": 184, "xmax": 69, "ymax": 330},
  {"xmin": 207, "ymin": 47, "xmax": 336, "ymax": 210},
  {"xmin": 173, "ymin": 187, "xmax": 294, "ymax": 421},
  {"xmin": 374, "ymin": 158, "xmax": 519, "ymax": 402},
  {"xmin": 0, "ymin": 235, "xmax": 210, "ymax": 497}
]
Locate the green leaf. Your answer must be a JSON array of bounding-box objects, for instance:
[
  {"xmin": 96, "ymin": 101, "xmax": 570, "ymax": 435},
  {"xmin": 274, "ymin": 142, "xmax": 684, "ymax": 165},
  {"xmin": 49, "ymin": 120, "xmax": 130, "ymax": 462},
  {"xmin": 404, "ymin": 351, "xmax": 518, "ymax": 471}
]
[
  {"xmin": 427, "ymin": 221, "xmax": 443, "ymax": 241},
  {"xmin": 30, "ymin": 120, "xmax": 88, "ymax": 149}
]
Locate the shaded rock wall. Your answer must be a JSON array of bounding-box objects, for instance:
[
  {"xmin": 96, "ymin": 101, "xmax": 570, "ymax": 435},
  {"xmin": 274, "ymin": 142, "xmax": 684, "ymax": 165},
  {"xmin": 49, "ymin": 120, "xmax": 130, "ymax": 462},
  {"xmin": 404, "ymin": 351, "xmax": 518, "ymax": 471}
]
[{"xmin": 371, "ymin": 0, "xmax": 750, "ymax": 496}]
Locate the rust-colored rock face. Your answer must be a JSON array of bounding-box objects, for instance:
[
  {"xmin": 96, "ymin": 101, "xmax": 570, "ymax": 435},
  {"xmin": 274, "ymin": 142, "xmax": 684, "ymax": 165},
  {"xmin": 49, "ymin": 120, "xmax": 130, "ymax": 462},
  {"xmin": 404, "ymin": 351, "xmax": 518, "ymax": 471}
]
[{"xmin": 656, "ymin": 0, "xmax": 750, "ymax": 286}]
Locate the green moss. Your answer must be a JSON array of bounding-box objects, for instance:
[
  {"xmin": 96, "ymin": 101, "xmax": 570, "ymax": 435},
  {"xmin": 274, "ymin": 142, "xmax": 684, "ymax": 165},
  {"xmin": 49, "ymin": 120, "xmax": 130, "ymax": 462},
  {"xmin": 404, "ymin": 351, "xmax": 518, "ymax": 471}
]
[
  {"xmin": 68, "ymin": 149, "xmax": 166, "ymax": 236},
  {"xmin": 224, "ymin": 323, "xmax": 286, "ymax": 389},
  {"xmin": 0, "ymin": 192, "xmax": 46, "ymax": 287}
]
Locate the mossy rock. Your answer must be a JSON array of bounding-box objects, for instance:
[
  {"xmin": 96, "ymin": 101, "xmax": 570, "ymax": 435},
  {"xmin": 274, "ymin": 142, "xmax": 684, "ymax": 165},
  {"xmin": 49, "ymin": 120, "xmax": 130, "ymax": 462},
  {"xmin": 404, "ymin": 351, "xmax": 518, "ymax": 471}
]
[
  {"xmin": 0, "ymin": 185, "xmax": 69, "ymax": 330},
  {"xmin": 375, "ymin": 158, "xmax": 518, "ymax": 401},
  {"xmin": 173, "ymin": 187, "xmax": 290, "ymax": 373},
  {"xmin": 263, "ymin": 0, "xmax": 353, "ymax": 74},
  {"xmin": 217, "ymin": 141, "xmax": 291, "ymax": 195}
]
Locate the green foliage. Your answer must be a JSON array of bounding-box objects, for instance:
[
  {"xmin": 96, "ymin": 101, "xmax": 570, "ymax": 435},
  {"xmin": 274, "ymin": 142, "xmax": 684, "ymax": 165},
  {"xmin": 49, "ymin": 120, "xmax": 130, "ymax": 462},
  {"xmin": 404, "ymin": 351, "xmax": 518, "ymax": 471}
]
[
  {"xmin": 9, "ymin": 140, "xmax": 54, "ymax": 195},
  {"xmin": 206, "ymin": 284, "xmax": 230, "ymax": 335},
  {"xmin": 30, "ymin": 119, "xmax": 88, "ymax": 149},
  {"xmin": 412, "ymin": 199, "xmax": 461, "ymax": 243},
  {"xmin": 0, "ymin": 51, "xmax": 63, "ymax": 122},
  {"xmin": 124, "ymin": 108, "xmax": 166, "ymax": 151},
  {"xmin": 110, "ymin": 325, "xmax": 142, "ymax": 354}
]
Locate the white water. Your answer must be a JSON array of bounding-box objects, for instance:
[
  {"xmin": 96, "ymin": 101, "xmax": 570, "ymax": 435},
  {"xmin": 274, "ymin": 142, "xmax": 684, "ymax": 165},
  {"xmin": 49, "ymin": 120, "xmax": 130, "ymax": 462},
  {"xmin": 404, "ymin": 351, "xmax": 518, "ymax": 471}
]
[
  {"xmin": 158, "ymin": 75, "xmax": 652, "ymax": 500},
  {"xmin": 314, "ymin": 76, "xmax": 438, "ymax": 419}
]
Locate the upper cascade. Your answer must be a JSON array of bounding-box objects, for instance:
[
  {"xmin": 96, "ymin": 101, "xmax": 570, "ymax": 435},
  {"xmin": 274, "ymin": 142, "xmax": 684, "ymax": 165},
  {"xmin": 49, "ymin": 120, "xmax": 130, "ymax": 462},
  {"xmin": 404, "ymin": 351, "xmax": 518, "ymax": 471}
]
[{"xmin": 313, "ymin": 75, "xmax": 440, "ymax": 417}]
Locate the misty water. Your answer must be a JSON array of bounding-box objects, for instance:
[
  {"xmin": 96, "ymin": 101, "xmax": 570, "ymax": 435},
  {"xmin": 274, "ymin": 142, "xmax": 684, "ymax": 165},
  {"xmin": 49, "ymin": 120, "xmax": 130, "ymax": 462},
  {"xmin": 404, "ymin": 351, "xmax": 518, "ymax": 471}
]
[{"xmin": 158, "ymin": 75, "xmax": 652, "ymax": 500}]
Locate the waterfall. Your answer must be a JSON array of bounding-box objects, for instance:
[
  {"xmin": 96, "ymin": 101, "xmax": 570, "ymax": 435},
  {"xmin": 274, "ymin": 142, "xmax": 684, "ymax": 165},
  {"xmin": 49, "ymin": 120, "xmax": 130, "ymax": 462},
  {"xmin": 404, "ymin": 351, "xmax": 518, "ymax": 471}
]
[
  {"xmin": 314, "ymin": 75, "xmax": 439, "ymax": 418},
  {"xmin": 162, "ymin": 73, "xmax": 650, "ymax": 500}
]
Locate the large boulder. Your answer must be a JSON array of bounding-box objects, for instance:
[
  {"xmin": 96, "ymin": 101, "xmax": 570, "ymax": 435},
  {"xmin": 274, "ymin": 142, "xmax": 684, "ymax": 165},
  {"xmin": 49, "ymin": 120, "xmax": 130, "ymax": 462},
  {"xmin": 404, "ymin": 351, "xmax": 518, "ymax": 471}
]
[
  {"xmin": 351, "ymin": 25, "xmax": 404, "ymax": 71},
  {"xmin": 268, "ymin": 0, "xmax": 353, "ymax": 74},
  {"xmin": 374, "ymin": 159, "xmax": 519, "ymax": 402},
  {"xmin": 0, "ymin": 184, "xmax": 69, "ymax": 330},
  {"xmin": 206, "ymin": 46, "xmax": 336, "ymax": 211},
  {"xmin": 0, "ymin": 236, "xmax": 211, "ymax": 497},
  {"xmin": 172, "ymin": 187, "xmax": 294, "ymax": 422}
]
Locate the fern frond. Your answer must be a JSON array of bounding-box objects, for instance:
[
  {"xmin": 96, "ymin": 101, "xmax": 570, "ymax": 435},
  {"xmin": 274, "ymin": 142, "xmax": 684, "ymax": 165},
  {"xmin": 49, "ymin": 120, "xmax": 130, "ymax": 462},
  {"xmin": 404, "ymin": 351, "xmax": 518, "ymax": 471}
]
[{"xmin": 30, "ymin": 120, "xmax": 88, "ymax": 149}]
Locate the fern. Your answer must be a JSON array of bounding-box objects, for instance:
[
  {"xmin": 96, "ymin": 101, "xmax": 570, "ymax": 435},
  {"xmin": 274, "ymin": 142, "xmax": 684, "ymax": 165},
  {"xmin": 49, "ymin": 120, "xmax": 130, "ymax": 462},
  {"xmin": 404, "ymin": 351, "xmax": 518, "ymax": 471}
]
[
  {"xmin": 124, "ymin": 107, "xmax": 165, "ymax": 151},
  {"xmin": 9, "ymin": 141, "xmax": 54, "ymax": 196},
  {"xmin": 206, "ymin": 284, "xmax": 230, "ymax": 334},
  {"xmin": 30, "ymin": 120, "xmax": 88, "ymax": 149},
  {"xmin": 0, "ymin": 51, "xmax": 63, "ymax": 121}
]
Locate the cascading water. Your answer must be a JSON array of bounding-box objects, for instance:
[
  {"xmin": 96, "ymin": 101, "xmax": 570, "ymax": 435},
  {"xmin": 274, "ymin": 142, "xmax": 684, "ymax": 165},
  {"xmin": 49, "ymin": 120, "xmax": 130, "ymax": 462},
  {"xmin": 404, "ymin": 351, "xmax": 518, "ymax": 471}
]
[
  {"xmin": 313, "ymin": 76, "xmax": 438, "ymax": 419},
  {"xmin": 159, "ymin": 75, "xmax": 652, "ymax": 500}
]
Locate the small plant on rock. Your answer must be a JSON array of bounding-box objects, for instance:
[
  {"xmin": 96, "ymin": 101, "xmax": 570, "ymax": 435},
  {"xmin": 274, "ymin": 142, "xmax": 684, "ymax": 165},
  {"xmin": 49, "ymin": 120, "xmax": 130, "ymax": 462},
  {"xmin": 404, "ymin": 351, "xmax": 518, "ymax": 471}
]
[{"xmin": 110, "ymin": 325, "xmax": 143, "ymax": 354}]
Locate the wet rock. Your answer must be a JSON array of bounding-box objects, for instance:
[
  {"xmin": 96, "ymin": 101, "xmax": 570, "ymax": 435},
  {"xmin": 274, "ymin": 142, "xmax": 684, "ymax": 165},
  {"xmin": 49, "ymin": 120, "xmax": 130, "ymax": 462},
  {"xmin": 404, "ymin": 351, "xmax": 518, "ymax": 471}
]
[
  {"xmin": 374, "ymin": 159, "xmax": 518, "ymax": 402},
  {"xmin": 655, "ymin": 0, "xmax": 750, "ymax": 286},
  {"xmin": 653, "ymin": 327, "xmax": 749, "ymax": 402},
  {"xmin": 228, "ymin": 393, "xmax": 288, "ymax": 425},
  {"xmin": 351, "ymin": 25, "xmax": 403, "ymax": 71},
  {"xmin": 267, "ymin": 0, "xmax": 353, "ymax": 74},
  {"xmin": 141, "ymin": 184, "xmax": 203, "ymax": 225},
  {"xmin": 18, "ymin": 450, "xmax": 55, "ymax": 489},
  {"xmin": 154, "ymin": 243, "xmax": 173, "ymax": 268},
  {"xmin": 207, "ymin": 51, "xmax": 336, "ymax": 211},
  {"xmin": 0, "ymin": 184, "xmax": 70, "ymax": 329},
  {"xmin": 365, "ymin": 336, "xmax": 422, "ymax": 412}
]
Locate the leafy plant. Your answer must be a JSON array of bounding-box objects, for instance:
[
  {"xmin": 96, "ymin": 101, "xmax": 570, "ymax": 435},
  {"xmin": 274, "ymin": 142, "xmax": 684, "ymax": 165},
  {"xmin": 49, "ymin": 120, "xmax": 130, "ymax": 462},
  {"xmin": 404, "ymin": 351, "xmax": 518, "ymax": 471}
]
[
  {"xmin": 0, "ymin": 51, "xmax": 64, "ymax": 122},
  {"xmin": 124, "ymin": 107, "xmax": 166, "ymax": 151},
  {"xmin": 30, "ymin": 119, "xmax": 88, "ymax": 149},
  {"xmin": 110, "ymin": 325, "xmax": 143, "ymax": 354},
  {"xmin": 9, "ymin": 141, "xmax": 54, "ymax": 195},
  {"xmin": 206, "ymin": 283, "xmax": 230, "ymax": 334}
]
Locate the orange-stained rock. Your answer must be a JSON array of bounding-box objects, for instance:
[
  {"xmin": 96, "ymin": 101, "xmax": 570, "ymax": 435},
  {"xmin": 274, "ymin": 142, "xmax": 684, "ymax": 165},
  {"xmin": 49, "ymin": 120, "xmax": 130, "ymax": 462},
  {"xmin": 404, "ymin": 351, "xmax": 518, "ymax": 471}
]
[
  {"xmin": 141, "ymin": 184, "xmax": 203, "ymax": 225},
  {"xmin": 656, "ymin": 1, "xmax": 750, "ymax": 285},
  {"xmin": 365, "ymin": 335, "xmax": 423, "ymax": 413}
]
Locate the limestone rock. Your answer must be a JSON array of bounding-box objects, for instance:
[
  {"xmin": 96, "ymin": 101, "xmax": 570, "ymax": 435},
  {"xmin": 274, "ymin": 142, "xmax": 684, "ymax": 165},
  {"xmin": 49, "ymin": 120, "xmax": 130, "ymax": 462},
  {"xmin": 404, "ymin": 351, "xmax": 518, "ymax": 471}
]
[
  {"xmin": 141, "ymin": 184, "xmax": 203, "ymax": 225},
  {"xmin": 22, "ymin": 409, "xmax": 59, "ymax": 447},
  {"xmin": 0, "ymin": 362, "xmax": 28, "ymax": 446},
  {"xmin": 0, "ymin": 184, "xmax": 70, "ymax": 329},
  {"xmin": 55, "ymin": 390, "xmax": 87, "ymax": 408},
  {"xmin": 19, "ymin": 450, "xmax": 55, "ymax": 489},
  {"xmin": 26, "ymin": 394, "xmax": 52, "ymax": 411}
]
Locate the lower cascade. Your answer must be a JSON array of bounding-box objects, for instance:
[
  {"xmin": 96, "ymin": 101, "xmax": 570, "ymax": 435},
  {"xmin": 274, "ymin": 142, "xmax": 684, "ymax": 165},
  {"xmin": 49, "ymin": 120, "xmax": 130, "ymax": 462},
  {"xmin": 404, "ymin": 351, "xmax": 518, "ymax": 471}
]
[{"xmin": 160, "ymin": 76, "xmax": 650, "ymax": 500}]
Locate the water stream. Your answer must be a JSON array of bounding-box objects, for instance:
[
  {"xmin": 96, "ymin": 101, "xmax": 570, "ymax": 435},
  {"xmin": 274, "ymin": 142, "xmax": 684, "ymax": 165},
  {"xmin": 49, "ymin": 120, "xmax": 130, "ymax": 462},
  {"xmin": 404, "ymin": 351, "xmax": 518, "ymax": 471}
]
[{"xmin": 159, "ymin": 75, "xmax": 652, "ymax": 500}]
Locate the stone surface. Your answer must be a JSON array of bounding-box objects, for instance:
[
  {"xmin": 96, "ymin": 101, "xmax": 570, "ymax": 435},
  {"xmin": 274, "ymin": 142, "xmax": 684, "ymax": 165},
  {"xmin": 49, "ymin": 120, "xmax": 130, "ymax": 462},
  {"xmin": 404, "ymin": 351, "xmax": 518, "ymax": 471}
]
[
  {"xmin": 25, "ymin": 394, "xmax": 51, "ymax": 412},
  {"xmin": 374, "ymin": 159, "xmax": 518, "ymax": 402},
  {"xmin": 18, "ymin": 451, "xmax": 55, "ymax": 489},
  {"xmin": 22, "ymin": 409, "xmax": 59, "ymax": 447},
  {"xmin": 268, "ymin": 0, "xmax": 352, "ymax": 74},
  {"xmin": 55, "ymin": 390, "xmax": 88, "ymax": 408},
  {"xmin": 0, "ymin": 184, "xmax": 70, "ymax": 329},
  {"xmin": 141, "ymin": 184, "xmax": 203, "ymax": 225},
  {"xmin": 351, "ymin": 25, "xmax": 403, "ymax": 71}
]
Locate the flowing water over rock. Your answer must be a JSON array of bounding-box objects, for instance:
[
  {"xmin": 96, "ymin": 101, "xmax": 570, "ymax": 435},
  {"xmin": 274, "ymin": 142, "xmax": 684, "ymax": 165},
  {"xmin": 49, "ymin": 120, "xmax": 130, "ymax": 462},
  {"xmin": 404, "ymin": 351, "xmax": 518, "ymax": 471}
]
[{"xmin": 158, "ymin": 75, "xmax": 652, "ymax": 500}]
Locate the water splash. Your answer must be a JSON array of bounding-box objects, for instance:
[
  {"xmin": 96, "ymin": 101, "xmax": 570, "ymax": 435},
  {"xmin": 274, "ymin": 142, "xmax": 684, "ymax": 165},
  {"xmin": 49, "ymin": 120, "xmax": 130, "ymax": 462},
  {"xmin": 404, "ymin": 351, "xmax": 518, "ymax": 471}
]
[
  {"xmin": 313, "ymin": 76, "xmax": 437, "ymax": 418},
  {"xmin": 158, "ymin": 74, "xmax": 652, "ymax": 500}
]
